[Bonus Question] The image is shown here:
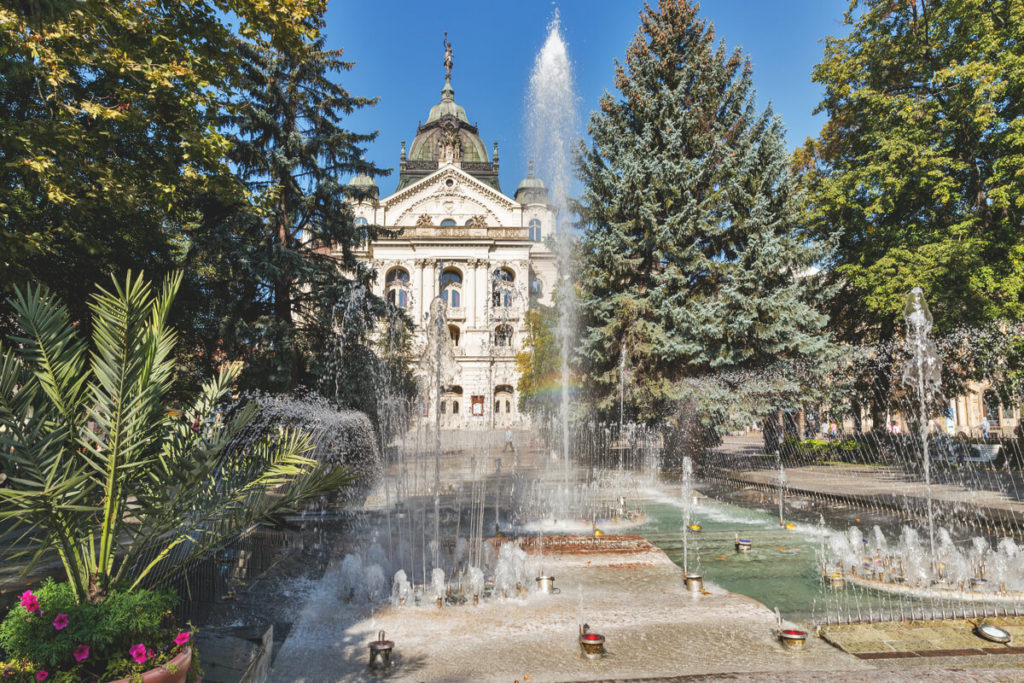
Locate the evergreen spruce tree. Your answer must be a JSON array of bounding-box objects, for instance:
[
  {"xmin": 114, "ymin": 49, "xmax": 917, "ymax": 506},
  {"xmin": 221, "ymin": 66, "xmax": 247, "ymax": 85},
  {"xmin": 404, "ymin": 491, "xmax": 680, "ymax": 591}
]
[
  {"xmin": 576, "ymin": 0, "xmax": 830, "ymax": 424},
  {"xmin": 195, "ymin": 12, "xmax": 388, "ymax": 392}
]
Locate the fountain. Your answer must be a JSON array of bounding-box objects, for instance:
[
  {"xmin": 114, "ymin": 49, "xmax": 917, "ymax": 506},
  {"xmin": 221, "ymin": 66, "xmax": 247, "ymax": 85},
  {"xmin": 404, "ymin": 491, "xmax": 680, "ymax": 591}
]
[
  {"xmin": 902, "ymin": 287, "xmax": 941, "ymax": 558},
  {"xmin": 680, "ymin": 456, "xmax": 702, "ymax": 590},
  {"xmin": 368, "ymin": 630, "xmax": 394, "ymax": 671},
  {"xmin": 779, "ymin": 629, "xmax": 808, "ymax": 650},
  {"xmin": 578, "ymin": 623, "xmax": 606, "ymax": 659},
  {"xmin": 527, "ymin": 9, "xmax": 578, "ymax": 522}
]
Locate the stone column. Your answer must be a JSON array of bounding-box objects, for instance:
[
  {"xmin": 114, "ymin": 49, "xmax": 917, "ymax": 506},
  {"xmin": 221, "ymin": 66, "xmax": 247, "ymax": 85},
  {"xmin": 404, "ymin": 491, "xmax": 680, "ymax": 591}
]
[
  {"xmin": 469, "ymin": 258, "xmax": 482, "ymax": 329},
  {"xmin": 415, "ymin": 259, "xmax": 427, "ymax": 325}
]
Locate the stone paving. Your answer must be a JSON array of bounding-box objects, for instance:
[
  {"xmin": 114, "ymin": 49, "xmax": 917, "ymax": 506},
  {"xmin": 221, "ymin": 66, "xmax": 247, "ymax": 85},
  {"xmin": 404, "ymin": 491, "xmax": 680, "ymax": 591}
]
[{"xmin": 270, "ymin": 537, "xmax": 868, "ymax": 682}]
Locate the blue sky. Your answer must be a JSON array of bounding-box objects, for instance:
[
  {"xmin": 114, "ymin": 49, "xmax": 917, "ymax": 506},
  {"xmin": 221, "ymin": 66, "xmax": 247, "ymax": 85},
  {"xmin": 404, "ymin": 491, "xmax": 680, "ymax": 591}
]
[{"xmin": 327, "ymin": 1, "xmax": 850, "ymax": 197}]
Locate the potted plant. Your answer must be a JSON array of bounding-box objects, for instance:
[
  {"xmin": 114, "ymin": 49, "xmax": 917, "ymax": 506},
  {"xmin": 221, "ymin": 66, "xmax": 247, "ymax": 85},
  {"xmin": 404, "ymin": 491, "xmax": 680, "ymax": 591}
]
[{"xmin": 0, "ymin": 273, "xmax": 356, "ymax": 679}]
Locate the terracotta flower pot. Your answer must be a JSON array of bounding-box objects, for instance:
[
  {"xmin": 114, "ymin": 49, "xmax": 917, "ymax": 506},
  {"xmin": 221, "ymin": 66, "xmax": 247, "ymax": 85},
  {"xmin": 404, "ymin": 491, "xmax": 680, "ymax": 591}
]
[{"xmin": 108, "ymin": 647, "xmax": 192, "ymax": 683}]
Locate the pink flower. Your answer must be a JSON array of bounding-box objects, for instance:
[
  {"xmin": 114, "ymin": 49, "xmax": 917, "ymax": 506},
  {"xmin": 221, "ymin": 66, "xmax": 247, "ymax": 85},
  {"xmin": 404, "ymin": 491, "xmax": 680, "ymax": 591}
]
[
  {"xmin": 73, "ymin": 644, "xmax": 90, "ymax": 662},
  {"xmin": 35, "ymin": 672, "xmax": 47, "ymax": 682},
  {"xmin": 128, "ymin": 643, "xmax": 149, "ymax": 664},
  {"xmin": 19, "ymin": 590, "xmax": 39, "ymax": 613},
  {"xmin": 52, "ymin": 613, "xmax": 69, "ymax": 630},
  {"xmin": 174, "ymin": 630, "xmax": 191, "ymax": 646}
]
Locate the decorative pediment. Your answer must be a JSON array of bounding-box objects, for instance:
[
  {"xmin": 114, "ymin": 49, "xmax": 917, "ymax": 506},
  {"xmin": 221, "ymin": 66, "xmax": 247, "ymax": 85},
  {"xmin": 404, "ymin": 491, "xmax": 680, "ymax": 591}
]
[{"xmin": 382, "ymin": 165, "xmax": 518, "ymax": 224}]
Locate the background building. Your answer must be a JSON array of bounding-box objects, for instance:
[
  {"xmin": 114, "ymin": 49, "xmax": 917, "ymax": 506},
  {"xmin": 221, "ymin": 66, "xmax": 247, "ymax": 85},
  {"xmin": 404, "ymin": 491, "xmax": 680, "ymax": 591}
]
[{"xmin": 347, "ymin": 68, "xmax": 557, "ymax": 429}]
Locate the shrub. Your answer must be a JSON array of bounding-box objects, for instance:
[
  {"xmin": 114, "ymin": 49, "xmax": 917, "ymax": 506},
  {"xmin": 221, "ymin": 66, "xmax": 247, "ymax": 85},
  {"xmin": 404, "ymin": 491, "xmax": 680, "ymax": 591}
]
[{"xmin": 0, "ymin": 579, "xmax": 198, "ymax": 682}]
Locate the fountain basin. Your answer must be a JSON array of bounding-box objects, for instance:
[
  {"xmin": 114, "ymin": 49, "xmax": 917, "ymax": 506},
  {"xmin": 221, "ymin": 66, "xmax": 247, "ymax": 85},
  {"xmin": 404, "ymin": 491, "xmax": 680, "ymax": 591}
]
[
  {"xmin": 579, "ymin": 632, "xmax": 606, "ymax": 659},
  {"xmin": 684, "ymin": 572, "xmax": 703, "ymax": 592},
  {"xmin": 779, "ymin": 629, "xmax": 807, "ymax": 650},
  {"xmin": 844, "ymin": 573, "xmax": 1024, "ymax": 603}
]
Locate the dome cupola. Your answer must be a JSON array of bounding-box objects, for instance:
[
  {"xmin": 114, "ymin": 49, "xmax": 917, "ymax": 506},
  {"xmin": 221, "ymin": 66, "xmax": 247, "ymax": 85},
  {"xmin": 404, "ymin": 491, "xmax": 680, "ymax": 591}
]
[
  {"xmin": 397, "ymin": 35, "xmax": 501, "ymax": 192},
  {"xmin": 515, "ymin": 160, "xmax": 549, "ymax": 204}
]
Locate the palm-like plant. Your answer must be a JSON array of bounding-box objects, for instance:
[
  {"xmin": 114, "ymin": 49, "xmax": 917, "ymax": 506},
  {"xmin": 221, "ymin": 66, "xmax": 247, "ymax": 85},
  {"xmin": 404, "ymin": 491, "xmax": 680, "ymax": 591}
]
[{"xmin": 0, "ymin": 272, "xmax": 355, "ymax": 603}]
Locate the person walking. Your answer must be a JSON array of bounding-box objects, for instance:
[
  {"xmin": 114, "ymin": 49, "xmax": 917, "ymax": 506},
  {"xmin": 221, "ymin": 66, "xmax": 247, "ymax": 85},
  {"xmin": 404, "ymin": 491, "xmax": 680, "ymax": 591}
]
[
  {"xmin": 504, "ymin": 428, "xmax": 514, "ymax": 452},
  {"xmin": 981, "ymin": 415, "xmax": 991, "ymax": 440}
]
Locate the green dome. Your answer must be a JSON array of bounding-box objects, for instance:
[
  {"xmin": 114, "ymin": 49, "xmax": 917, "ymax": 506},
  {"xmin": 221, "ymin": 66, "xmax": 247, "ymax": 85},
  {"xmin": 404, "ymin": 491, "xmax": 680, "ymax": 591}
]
[
  {"xmin": 350, "ymin": 173, "xmax": 377, "ymax": 188},
  {"xmin": 515, "ymin": 160, "xmax": 548, "ymax": 203},
  {"xmin": 407, "ymin": 76, "xmax": 489, "ymax": 165},
  {"xmin": 425, "ymin": 79, "xmax": 469, "ymax": 124},
  {"xmin": 350, "ymin": 173, "xmax": 378, "ymax": 200}
]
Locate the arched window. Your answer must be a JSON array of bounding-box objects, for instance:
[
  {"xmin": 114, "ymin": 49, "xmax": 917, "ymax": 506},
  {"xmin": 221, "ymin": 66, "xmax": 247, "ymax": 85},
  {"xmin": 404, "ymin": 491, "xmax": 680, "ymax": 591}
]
[
  {"xmin": 441, "ymin": 268, "xmax": 462, "ymax": 308},
  {"xmin": 440, "ymin": 218, "xmax": 456, "ymax": 227},
  {"xmin": 465, "ymin": 219, "xmax": 474, "ymax": 227},
  {"xmin": 495, "ymin": 385, "xmax": 514, "ymax": 416},
  {"xmin": 529, "ymin": 274, "xmax": 543, "ymax": 299},
  {"xmin": 528, "ymin": 218, "xmax": 542, "ymax": 242},
  {"xmin": 354, "ymin": 217, "xmax": 369, "ymax": 227},
  {"xmin": 442, "ymin": 386, "xmax": 463, "ymax": 418},
  {"xmin": 494, "ymin": 324, "xmax": 514, "ymax": 347},
  {"xmin": 448, "ymin": 324, "xmax": 461, "ymax": 346},
  {"xmin": 491, "ymin": 268, "xmax": 515, "ymax": 307},
  {"xmin": 385, "ymin": 267, "xmax": 411, "ymax": 309}
]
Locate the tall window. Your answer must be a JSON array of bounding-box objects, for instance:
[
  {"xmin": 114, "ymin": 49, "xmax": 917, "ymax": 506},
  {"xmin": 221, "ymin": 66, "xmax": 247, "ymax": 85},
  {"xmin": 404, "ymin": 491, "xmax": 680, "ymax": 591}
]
[
  {"xmin": 441, "ymin": 268, "xmax": 462, "ymax": 308},
  {"xmin": 528, "ymin": 218, "xmax": 542, "ymax": 242},
  {"xmin": 494, "ymin": 324, "xmax": 513, "ymax": 347},
  {"xmin": 529, "ymin": 272, "xmax": 543, "ymax": 299},
  {"xmin": 491, "ymin": 268, "xmax": 515, "ymax": 307},
  {"xmin": 385, "ymin": 267, "xmax": 411, "ymax": 309}
]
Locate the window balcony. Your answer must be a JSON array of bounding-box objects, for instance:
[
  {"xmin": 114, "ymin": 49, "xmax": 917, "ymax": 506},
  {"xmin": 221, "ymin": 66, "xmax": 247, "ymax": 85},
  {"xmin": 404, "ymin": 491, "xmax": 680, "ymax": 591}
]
[{"xmin": 446, "ymin": 306, "xmax": 466, "ymax": 321}]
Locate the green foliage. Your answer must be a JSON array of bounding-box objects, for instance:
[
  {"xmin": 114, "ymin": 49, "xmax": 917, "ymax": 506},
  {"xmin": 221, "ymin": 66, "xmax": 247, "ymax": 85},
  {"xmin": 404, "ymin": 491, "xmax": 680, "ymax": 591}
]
[
  {"xmin": 576, "ymin": 0, "xmax": 832, "ymax": 425},
  {"xmin": 0, "ymin": 272, "xmax": 356, "ymax": 604},
  {"xmin": 780, "ymin": 437, "xmax": 864, "ymax": 463},
  {"xmin": 0, "ymin": 0, "xmax": 323, "ymax": 332},
  {"xmin": 0, "ymin": 579, "xmax": 179, "ymax": 679},
  {"xmin": 516, "ymin": 306, "xmax": 563, "ymax": 421},
  {"xmin": 183, "ymin": 7, "xmax": 390, "ymax": 394},
  {"xmin": 800, "ymin": 0, "xmax": 1024, "ymax": 341}
]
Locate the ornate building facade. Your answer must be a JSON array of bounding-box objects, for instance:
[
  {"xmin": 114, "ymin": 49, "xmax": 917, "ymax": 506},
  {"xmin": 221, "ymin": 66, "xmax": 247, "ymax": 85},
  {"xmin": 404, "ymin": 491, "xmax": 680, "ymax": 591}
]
[{"xmin": 348, "ymin": 64, "xmax": 556, "ymax": 429}]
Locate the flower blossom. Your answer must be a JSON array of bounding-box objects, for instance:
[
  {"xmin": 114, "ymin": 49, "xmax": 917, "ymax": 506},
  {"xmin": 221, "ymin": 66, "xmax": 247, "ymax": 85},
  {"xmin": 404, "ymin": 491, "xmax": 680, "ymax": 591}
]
[
  {"xmin": 52, "ymin": 613, "xmax": 69, "ymax": 630},
  {"xmin": 73, "ymin": 644, "xmax": 90, "ymax": 663},
  {"xmin": 19, "ymin": 591, "xmax": 40, "ymax": 613},
  {"xmin": 174, "ymin": 631, "xmax": 191, "ymax": 646},
  {"xmin": 128, "ymin": 643, "xmax": 149, "ymax": 665},
  {"xmin": 35, "ymin": 672, "xmax": 48, "ymax": 682}
]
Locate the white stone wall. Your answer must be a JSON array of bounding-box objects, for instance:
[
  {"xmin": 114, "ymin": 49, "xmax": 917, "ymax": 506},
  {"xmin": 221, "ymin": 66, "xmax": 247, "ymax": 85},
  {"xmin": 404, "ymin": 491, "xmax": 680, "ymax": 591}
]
[{"xmin": 349, "ymin": 163, "xmax": 557, "ymax": 429}]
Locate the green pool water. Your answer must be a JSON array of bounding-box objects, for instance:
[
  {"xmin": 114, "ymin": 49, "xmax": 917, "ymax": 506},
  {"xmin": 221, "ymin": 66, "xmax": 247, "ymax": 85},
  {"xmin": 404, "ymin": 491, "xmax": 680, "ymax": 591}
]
[
  {"xmin": 628, "ymin": 490, "xmax": 1015, "ymax": 624},
  {"xmin": 635, "ymin": 494, "xmax": 827, "ymax": 621}
]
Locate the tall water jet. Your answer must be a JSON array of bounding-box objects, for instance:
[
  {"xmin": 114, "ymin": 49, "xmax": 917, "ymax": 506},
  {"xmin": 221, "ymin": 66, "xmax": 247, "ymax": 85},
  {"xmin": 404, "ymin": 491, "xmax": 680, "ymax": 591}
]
[
  {"xmin": 527, "ymin": 10, "xmax": 579, "ymax": 515},
  {"xmin": 902, "ymin": 287, "xmax": 941, "ymax": 558}
]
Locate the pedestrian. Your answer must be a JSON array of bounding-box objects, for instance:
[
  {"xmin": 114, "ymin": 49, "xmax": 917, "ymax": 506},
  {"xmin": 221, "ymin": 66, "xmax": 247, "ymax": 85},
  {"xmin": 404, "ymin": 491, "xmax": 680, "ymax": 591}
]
[
  {"xmin": 981, "ymin": 415, "xmax": 990, "ymax": 440},
  {"xmin": 504, "ymin": 428, "xmax": 514, "ymax": 452}
]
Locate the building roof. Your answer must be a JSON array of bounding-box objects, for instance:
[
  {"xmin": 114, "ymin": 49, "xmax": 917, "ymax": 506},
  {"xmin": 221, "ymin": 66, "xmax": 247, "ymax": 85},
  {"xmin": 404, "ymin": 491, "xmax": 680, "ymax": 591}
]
[
  {"xmin": 398, "ymin": 74, "xmax": 500, "ymax": 193},
  {"xmin": 515, "ymin": 160, "xmax": 549, "ymax": 205}
]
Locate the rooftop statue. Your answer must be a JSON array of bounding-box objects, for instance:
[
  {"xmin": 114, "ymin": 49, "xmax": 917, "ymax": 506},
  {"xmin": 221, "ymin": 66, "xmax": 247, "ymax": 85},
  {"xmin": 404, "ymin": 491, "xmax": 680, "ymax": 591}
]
[{"xmin": 443, "ymin": 32, "xmax": 453, "ymax": 78}]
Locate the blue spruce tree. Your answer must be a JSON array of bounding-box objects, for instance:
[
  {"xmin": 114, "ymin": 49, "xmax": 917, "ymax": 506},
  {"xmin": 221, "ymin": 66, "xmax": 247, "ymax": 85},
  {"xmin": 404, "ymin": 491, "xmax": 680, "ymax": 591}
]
[{"xmin": 577, "ymin": 0, "xmax": 831, "ymax": 426}]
